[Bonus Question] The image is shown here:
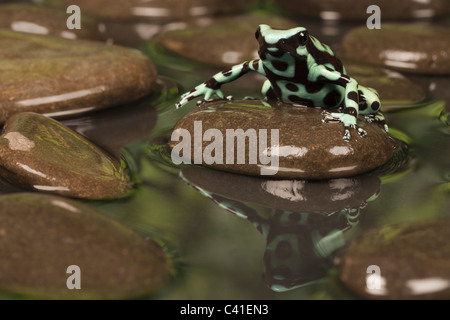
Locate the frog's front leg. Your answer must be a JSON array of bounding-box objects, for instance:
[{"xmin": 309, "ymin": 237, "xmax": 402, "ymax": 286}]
[{"xmin": 176, "ymin": 59, "xmax": 264, "ymax": 109}]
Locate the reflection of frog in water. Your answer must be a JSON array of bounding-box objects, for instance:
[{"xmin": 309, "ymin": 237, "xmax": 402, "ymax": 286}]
[
  {"xmin": 176, "ymin": 24, "xmax": 388, "ymax": 140},
  {"xmin": 180, "ymin": 167, "xmax": 381, "ymax": 292}
]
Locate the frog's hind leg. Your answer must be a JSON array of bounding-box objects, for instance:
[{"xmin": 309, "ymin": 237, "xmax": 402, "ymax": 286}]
[
  {"xmin": 261, "ymin": 79, "xmax": 278, "ymax": 101},
  {"xmin": 359, "ymin": 87, "xmax": 389, "ymax": 133},
  {"xmin": 364, "ymin": 112, "xmax": 389, "ymax": 133},
  {"xmin": 322, "ymin": 78, "xmax": 367, "ymax": 140}
]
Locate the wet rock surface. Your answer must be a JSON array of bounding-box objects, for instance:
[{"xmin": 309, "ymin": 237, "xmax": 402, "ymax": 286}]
[
  {"xmin": 340, "ymin": 24, "xmax": 450, "ymax": 75},
  {"xmin": 0, "ymin": 3, "xmax": 100, "ymax": 40},
  {"xmin": 0, "ymin": 112, "xmax": 131, "ymax": 199},
  {"xmin": 0, "ymin": 192, "xmax": 171, "ymax": 299},
  {"xmin": 338, "ymin": 218, "xmax": 450, "ymax": 299},
  {"xmin": 170, "ymin": 100, "xmax": 398, "ymax": 180},
  {"xmin": 50, "ymin": 0, "xmax": 257, "ymax": 23},
  {"xmin": 155, "ymin": 13, "xmax": 298, "ymax": 67},
  {"xmin": 0, "ymin": 30, "xmax": 157, "ymax": 123},
  {"xmin": 275, "ymin": 0, "xmax": 450, "ymax": 21},
  {"xmin": 345, "ymin": 63, "xmax": 426, "ymax": 109}
]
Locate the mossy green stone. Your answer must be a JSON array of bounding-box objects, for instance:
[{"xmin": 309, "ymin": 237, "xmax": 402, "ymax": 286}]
[
  {"xmin": 338, "ymin": 218, "xmax": 450, "ymax": 299},
  {"xmin": 0, "ymin": 30, "xmax": 157, "ymax": 122},
  {"xmin": 0, "ymin": 112, "xmax": 131, "ymax": 199},
  {"xmin": 0, "ymin": 193, "xmax": 171, "ymax": 299}
]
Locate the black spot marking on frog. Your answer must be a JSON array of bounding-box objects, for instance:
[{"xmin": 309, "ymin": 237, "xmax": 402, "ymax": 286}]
[
  {"xmin": 358, "ymin": 90, "xmax": 368, "ymax": 111},
  {"xmin": 304, "ymin": 82, "xmax": 325, "ymax": 94},
  {"xmin": 306, "ymin": 39, "xmax": 345, "ymax": 74},
  {"xmin": 288, "ymin": 95, "xmax": 313, "ymax": 106},
  {"xmin": 347, "ymin": 91, "xmax": 358, "ymax": 103},
  {"xmin": 272, "ymin": 60, "xmax": 289, "ymax": 72},
  {"xmin": 371, "ymin": 101, "xmax": 380, "ymax": 112},
  {"xmin": 324, "ymin": 90, "xmax": 341, "ymax": 108},
  {"xmin": 346, "ymin": 106, "xmax": 358, "ymax": 117},
  {"xmin": 286, "ymin": 83, "xmax": 299, "ymax": 92},
  {"xmin": 205, "ymin": 78, "xmax": 221, "ymax": 90},
  {"xmin": 222, "ymin": 67, "xmax": 233, "ymax": 77}
]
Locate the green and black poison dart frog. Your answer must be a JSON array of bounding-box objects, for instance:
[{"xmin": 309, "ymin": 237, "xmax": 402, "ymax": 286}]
[{"xmin": 175, "ymin": 24, "xmax": 389, "ymax": 140}]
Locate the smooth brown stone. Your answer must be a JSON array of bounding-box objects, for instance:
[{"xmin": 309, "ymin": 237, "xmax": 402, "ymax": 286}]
[
  {"xmin": 156, "ymin": 13, "xmax": 298, "ymax": 67},
  {"xmin": 345, "ymin": 63, "xmax": 427, "ymax": 109},
  {"xmin": 0, "ymin": 30, "xmax": 157, "ymax": 123},
  {"xmin": 0, "ymin": 193, "xmax": 170, "ymax": 299},
  {"xmin": 338, "ymin": 218, "xmax": 450, "ymax": 299},
  {"xmin": 275, "ymin": 0, "xmax": 450, "ymax": 20},
  {"xmin": 169, "ymin": 100, "xmax": 398, "ymax": 180},
  {"xmin": 0, "ymin": 112, "xmax": 131, "ymax": 199},
  {"xmin": 339, "ymin": 24, "xmax": 450, "ymax": 75},
  {"xmin": 0, "ymin": 3, "xmax": 100, "ymax": 40},
  {"xmin": 50, "ymin": 0, "xmax": 257, "ymax": 23}
]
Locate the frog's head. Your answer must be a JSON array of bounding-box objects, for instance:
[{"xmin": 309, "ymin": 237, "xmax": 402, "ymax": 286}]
[{"xmin": 255, "ymin": 24, "xmax": 310, "ymax": 62}]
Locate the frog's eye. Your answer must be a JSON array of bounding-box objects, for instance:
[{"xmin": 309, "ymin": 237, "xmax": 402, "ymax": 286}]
[
  {"xmin": 298, "ymin": 32, "xmax": 308, "ymax": 46},
  {"xmin": 255, "ymin": 28, "xmax": 260, "ymax": 40}
]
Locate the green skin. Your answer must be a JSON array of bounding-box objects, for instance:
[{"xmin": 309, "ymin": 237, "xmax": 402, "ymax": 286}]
[{"xmin": 176, "ymin": 24, "xmax": 388, "ymax": 140}]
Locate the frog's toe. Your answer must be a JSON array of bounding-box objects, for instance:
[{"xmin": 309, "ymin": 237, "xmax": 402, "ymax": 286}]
[
  {"xmin": 342, "ymin": 126, "xmax": 365, "ymax": 140},
  {"xmin": 356, "ymin": 126, "xmax": 367, "ymax": 137},
  {"xmin": 175, "ymin": 97, "xmax": 189, "ymax": 109},
  {"xmin": 343, "ymin": 128, "xmax": 351, "ymax": 141}
]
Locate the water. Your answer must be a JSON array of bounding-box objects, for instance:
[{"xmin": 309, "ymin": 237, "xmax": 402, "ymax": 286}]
[
  {"xmin": 96, "ymin": 49, "xmax": 446, "ymax": 299},
  {"xmin": 0, "ymin": 4, "xmax": 449, "ymax": 300}
]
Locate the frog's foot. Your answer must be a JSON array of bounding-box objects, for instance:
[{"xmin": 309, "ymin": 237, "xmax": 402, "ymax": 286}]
[
  {"xmin": 194, "ymin": 95, "xmax": 232, "ymax": 107},
  {"xmin": 322, "ymin": 111, "xmax": 367, "ymax": 140},
  {"xmin": 364, "ymin": 112, "xmax": 389, "ymax": 134},
  {"xmin": 175, "ymin": 84, "xmax": 224, "ymax": 109}
]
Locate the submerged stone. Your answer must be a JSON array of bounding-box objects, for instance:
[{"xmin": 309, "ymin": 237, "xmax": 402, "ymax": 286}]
[
  {"xmin": 0, "ymin": 30, "xmax": 157, "ymax": 123},
  {"xmin": 340, "ymin": 24, "xmax": 450, "ymax": 75},
  {"xmin": 0, "ymin": 193, "xmax": 171, "ymax": 299},
  {"xmin": 338, "ymin": 218, "xmax": 450, "ymax": 299},
  {"xmin": 169, "ymin": 100, "xmax": 398, "ymax": 180},
  {"xmin": 62, "ymin": 99, "xmax": 158, "ymax": 159},
  {"xmin": 0, "ymin": 3, "xmax": 100, "ymax": 40},
  {"xmin": 155, "ymin": 13, "xmax": 298, "ymax": 67},
  {"xmin": 275, "ymin": 0, "xmax": 450, "ymax": 21},
  {"xmin": 0, "ymin": 112, "xmax": 131, "ymax": 199}
]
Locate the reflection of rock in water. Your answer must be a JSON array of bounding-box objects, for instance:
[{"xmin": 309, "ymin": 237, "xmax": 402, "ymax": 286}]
[
  {"xmin": 180, "ymin": 166, "xmax": 381, "ymax": 291},
  {"xmin": 180, "ymin": 166, "xmax": 381, "ymax": 212}
]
